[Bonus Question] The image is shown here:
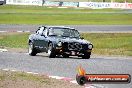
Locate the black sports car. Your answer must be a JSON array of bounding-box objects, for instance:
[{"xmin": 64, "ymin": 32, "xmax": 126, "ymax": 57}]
[{"xmin": 28, "ymin": 26, "xmax": 93, "ymax": 59}]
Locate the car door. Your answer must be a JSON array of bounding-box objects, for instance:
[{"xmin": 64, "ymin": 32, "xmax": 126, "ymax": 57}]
[{"xmin": 34, "ymin": 27, "xmax": 48, "ymax": 52}]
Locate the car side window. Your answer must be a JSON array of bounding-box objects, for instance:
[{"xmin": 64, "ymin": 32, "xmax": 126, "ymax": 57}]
[
  {"xmin": 36, "ymin": 29, "xmax": 40, "ymax": 34},
  {"xmin": 42, "ymin": 29, "xmax": 47, "ymax": 36},
  {"xmin": 36, "ymin": 27, "xmax": 44, "ymax": 35}
]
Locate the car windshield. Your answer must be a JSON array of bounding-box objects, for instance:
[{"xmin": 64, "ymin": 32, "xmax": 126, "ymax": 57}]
[{"xmin": 48, "ymin": 27, "xmax": 80, "ymax": 38}]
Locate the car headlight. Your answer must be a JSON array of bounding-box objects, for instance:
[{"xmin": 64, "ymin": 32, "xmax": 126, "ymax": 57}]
[
  {"xmin": 57, "ymin": 41, "xmax": 62, "ymax": 46},
  {"xmin": 88, "ymin": 44, "xmax": 93, "ymax": 49}
]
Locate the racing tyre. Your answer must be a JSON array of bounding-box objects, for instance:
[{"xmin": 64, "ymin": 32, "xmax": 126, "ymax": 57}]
[
  {"xmin": 28, "ymin": 42, "xmax": 37, "ymax": 56},
  {"xmin": 63, "ymin": 54, "xmax": 69, "ymax": 58},
  {"xmin": 48, "ymin": 43, "xmax": 56, "ymax": 58},
  {"xmin": 82, "ymin": 52, "xmax": 91, "ymax": 59}
]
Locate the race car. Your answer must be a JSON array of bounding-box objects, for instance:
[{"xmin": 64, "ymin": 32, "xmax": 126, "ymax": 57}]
[
  {"xmin": 28, "ymin": 26, "xmax": 93, "ymax": 59},
  {"xmin": 0, "ymin": 0, "xmax": 5, "ymax": 5}
]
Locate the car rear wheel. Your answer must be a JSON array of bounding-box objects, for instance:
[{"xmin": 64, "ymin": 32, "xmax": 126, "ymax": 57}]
[
  {"xmin": 48, "ymin": 43, "xmax": 56, "ymax": 58},
  {"xmin": 28, "ymin": 42, "xmax": 37, "ymax": 56}
]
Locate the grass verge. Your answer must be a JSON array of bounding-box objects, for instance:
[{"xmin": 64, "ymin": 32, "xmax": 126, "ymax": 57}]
[
  {"xmin": 0, "ymin": 5, "xmax": 132, "ymax": 25},
  {"xmin": 0, "ymin": 32, "xmax": 132, "ymax": 56},
  {"xmin": 0, "ymin": 70, "xmax": 82, "ymax": 88},
  {"xmin": 82, "ymin": 33, "xmax": 132, "ymax": 56},
  {"xmin": 0, "ymin": 33, "xmax": 29, "ymax": 48}
]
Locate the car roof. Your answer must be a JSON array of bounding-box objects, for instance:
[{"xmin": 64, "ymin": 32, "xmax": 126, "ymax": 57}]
[{"xmin": 42, "ymin": 26, "xmax": 75, "ymax": 30}]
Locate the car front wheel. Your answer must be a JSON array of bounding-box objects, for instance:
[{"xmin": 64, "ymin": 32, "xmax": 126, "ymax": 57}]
[
  {"xmin": 82, "ymin": 52, "xmax": 91, "ymax": 59},
  {"xmin": 28, "ymin": 42, "xmax": 37, "ymax": 56},
  {"xmin": 63, "ymin": 54, "xmax": 69, "ymax": 58},
  {"xmin": 48, "ymin": 43, "xmax": 56, "ymax": 58}
]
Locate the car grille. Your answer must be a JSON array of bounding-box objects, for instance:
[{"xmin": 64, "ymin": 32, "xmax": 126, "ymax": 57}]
[{"xmin": 68, "ymin": 42, "xmax": 82, "ymax": 51}]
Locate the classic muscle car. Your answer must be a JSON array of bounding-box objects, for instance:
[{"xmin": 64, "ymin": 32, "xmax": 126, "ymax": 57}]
[{"xmin": 28, "ymin": 26, "xmax": 93, "ymax": 59}]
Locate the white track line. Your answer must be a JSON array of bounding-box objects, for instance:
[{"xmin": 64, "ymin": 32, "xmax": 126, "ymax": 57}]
[
  {"xmin": 0, "ymin": 49, "xmax": 8, "ymax": 52},
  {"xmin": 0, "ymin": 31, "xmax": 7, "ymax": 33},
  {"xmin": 2, "ymin": 68, "xmax": 10, "ymax": 71},
  {"xmin": 49, "ymin": 76, "xmax": 65, "ymax": 79},
  {"xmin": 0, "ymin": 31, "xmax": 31, "ymax": 33},
  {"xmin": 11, "ymin": 69, "xmax": 17, "ymax": 72},
  {"xmin": 70, "ymin": 80, "xmax": 78, "ymax": 84}
]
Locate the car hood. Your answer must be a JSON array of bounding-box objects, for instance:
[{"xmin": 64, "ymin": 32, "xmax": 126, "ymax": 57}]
[{"xmin": 49, "ymin": 37, "xmax": 91, "ymax": 44}]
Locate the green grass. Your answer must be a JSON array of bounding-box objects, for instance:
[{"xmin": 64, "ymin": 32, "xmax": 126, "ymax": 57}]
[
  {"xmin": 0, "ymin": 33, "xmax": 29, "ymax": 48},
  {"xmin": 0, "ymin": 33, "xmax": 132, "ymax": 56},
  {"xmin": 0, "ymin": 5, "xmax": 125, "ymax": 13},
  {"xmin": 0, "ymin": 70, "xmax": 52, "ymax": 84},
  {"xmin": 0, "ymin": 5, "xmax": 132, "ymax": 25},
  {"xmin": 0, "ymin": 70, "xmax": 81, "ymax": 88},
  {"xmin": 81, "ymin": 33, "xmax": 132, "ymax": 56}
]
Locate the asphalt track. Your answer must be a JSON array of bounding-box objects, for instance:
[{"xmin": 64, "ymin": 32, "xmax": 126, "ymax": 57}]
[
  {"xmin": 0, "ymin": 24, "xmax": 132, "ymax": 32},
  {"xmin": 0, "ymin": 52, "xmax": 132, "ymax": 88},
  {"xmin": 0, "ymin": 25, "xmax": 132, "ymax": 88}
]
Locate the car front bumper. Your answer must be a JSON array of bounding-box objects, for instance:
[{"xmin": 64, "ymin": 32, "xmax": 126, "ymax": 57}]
[{"xmin": 55, "ymin": 46, "xmax": 92, "ymax": 56}]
